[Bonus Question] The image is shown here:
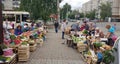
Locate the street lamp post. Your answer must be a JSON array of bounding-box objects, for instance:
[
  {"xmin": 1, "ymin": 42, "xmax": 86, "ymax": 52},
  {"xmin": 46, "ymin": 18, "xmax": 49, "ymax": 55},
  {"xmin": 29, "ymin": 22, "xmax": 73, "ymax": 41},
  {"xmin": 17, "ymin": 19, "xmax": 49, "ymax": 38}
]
[
  {"xmin": 97, "ymin": 0, "xmax": 101, "ymax": 19},
  {"xmin": 57, "ymin": 0, "xmax": 60, "ymax": 22},
  {"xmin": 95, "ymin": 0, "xmax": 101, "ymax": 19},
  {"xmin": 0, "ymin": 0, "xmax": 3, "ymax": 44},
  {"xmin": 30, "ymin": 0, "xmax": 32, "ymax": 21}
]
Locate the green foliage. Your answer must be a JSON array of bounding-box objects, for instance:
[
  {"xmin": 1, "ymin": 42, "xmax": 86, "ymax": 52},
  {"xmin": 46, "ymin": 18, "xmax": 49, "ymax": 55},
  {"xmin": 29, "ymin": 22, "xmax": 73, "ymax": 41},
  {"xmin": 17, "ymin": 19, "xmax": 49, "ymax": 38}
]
[
  {"xmin": 20, "ymin": 0, "xmax": 59, "ymax": 21},
  {"xmin": 22, "ymin": 42, "xmax": 28, "ymax": 45},
  {"xmin": 93, "ymin": 42, "xmax": 102, "ymax": 49},
  {"xmin": 100, "ymin": 2, "xmax": 112, "ymax": 19},
  {"xmin": 71, "ymin": 36, "xmax": 80, "ymax": 43},
  {"xmin": 60, "ymin": 3, "xmax": 71, "ymax": 19},
  {"xmin": 0, "ymin": 44, "xmax": 7, "ymax": 49},
  {"xmin": 80, "ymin": 13, "xmax": 84, "ymax": 18},
  {"xmin": 68, "ymin": 10, "xmax": 84, "ymax": 19},
  {"xmin": 103, "ymin": 50, "xmax": 115, "ymax": 64},
  {"xmin": 0, "ymin": 56, "xmax": 11, "ymax": 62},
  {"xmin": 2, "ymin": 3, "xmax": 4, "ymax": 10},
  {"xmin": 10, "ymin": 35, "xmax": 16, "ymax": 40},
  {"xmin": 82, "ymin": 30, "xmax": 88, "ymax": 34},
  {"xmin": 85, "ymin": 10, "xmax": 96, "ymax": 20}
]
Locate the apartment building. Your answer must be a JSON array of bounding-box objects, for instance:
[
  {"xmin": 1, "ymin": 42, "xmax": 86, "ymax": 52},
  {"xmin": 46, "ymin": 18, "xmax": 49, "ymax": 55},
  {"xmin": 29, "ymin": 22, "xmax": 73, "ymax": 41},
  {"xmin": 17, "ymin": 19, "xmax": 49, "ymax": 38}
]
[
  {"xmin": 2, "ymin": 0, "xmax": 21, "ymax": 10},
  {"xmin": 112, "ymin": 0, "xmax": 120, "ymax": 20},
  {"xmin": 81, "ymin": 0, "xmax": 109, "ymax": 13}
]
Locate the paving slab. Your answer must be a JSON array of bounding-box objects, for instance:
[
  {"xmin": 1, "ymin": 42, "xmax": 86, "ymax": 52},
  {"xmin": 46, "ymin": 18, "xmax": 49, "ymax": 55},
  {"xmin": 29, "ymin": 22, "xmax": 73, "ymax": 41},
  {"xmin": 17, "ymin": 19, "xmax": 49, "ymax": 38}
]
[{"xmin": 18, "ymin": 29, "xmax": 86, "ymax": 64}]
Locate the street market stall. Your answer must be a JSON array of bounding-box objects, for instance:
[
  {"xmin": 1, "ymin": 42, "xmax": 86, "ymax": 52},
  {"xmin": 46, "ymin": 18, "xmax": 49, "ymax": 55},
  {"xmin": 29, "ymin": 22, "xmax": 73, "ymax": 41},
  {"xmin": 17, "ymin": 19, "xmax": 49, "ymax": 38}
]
[
  {"xmin": 65, "ymin": 26, "xmax": 118, "ymax": 64},
  {"xmin": 0, "ymin": 25, "xmax": 47, "ymax": 63}
]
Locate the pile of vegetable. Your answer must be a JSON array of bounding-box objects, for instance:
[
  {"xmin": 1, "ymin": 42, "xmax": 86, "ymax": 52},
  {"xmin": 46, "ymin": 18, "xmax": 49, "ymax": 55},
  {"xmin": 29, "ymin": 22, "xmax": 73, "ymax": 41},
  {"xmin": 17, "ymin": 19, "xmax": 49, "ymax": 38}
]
[
  {"xmin": 0, "ymin": 56, "xmax": 11, "ymax": 62},
  {"xmin": 82, "ymin": 30, "xmax": 88, "ymax": 34}
]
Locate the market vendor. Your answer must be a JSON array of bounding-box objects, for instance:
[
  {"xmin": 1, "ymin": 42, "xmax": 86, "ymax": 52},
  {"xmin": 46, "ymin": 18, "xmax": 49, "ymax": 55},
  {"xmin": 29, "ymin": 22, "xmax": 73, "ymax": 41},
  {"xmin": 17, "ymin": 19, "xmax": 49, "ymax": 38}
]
[
  {"xmin": 71, "ymin": 21, "xmax": 80, "ymax": 31},
  {"xmin": 14, "ymin": 25, "xmax": 23, "ymax": 36},
  {"xmin": 88, "ymin": 22, "xmax": 96, "ymax": 36},
  {"xmin": 105, "ymin": 25, "xmax": 115, "ymax": 38},
  {"xmin": 30, "ymin": 23, "xmax": 35, "ymax": 31},
  {"xmin": 80, "ymin": 24, "xmax": 85, "ymax": 31},
  {"xmin": 84, "ymin": 21, "xmax": 89, "ymax": 30},
  {"xmin": 105, "ymin": 25, "xmax": 117, "ymax": 46},
  {"xmin": 23, "ymin": 23, "xmax": 30, "ymax": 32},
  {"xmin": 95, "ymin": 27, "xmax": 104, "ymax": 38}
]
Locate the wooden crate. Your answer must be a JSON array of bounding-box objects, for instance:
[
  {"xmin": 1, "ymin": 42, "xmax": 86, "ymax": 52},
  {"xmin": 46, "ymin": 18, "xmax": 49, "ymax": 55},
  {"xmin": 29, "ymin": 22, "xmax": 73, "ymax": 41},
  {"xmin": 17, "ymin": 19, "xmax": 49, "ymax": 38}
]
[
  {"xmin": 66, "ymin": 38, "xmax": 73, "ymax": 47},
  {"xmin": 36, "ymin": 39, "xmax": 43, "ymax": 47},
  {"xmin": 18, "ymin": 44, "xmax": 29, "ymax": 61},
  {"xmin": 91, "ymin": 58, "xmax": 97, "ymax": 64},
  {"xmin": 77, "ymin": 44, "xmax": 87, "ymax": 52},
  {"xmin": 36, "ymin": 39, "xmax": 43, "ymax": 46},
  {"xmin": 30, "ymin": 44, "xmax": 37, "ymax": 52},
  {"xmin": 78, "ymin": 47, "xmax": 86, "ymax": 52}
]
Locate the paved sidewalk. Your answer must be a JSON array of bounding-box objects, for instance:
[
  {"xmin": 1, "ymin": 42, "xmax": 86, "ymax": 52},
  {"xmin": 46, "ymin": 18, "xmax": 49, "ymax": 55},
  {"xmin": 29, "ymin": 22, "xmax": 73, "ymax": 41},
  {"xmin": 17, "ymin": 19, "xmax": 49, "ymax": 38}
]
[{"xmin": 18, "ymin": 29, "xmax": 85, "ymax": 64}]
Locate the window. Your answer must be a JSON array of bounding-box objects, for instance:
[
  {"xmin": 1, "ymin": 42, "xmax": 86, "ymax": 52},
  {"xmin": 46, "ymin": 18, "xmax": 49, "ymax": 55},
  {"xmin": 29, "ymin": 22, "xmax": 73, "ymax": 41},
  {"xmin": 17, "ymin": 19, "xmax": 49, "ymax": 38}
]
[
  {"xmin": 22, "ymin": 14, "xmax": 29, "ymax": 22},
  {"xmin": 7, "ymin": 14, "xmax": 15, "ymax": 21},
  {"xmin": 13, "ymin": 0, "xmax": 20, "ymax": 1},
  {"xmin": 13, "ymin": 2, "xmax": 19, "ymax": 5}
]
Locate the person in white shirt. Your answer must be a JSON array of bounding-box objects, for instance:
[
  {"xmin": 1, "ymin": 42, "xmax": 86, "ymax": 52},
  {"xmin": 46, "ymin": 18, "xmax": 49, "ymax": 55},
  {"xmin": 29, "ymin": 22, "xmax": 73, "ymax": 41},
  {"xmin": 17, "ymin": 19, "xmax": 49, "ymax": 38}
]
[{"xmin": 61, "ymin": 19, "xmax": 67, "ymax": 39}]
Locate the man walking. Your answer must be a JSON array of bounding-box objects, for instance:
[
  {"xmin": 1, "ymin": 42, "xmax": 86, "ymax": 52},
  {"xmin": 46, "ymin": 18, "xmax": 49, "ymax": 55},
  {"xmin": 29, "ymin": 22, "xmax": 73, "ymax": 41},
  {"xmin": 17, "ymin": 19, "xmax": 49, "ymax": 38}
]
[{"xmin": 54, "ymin": 20, "xmax": 59, "ymax": 33}]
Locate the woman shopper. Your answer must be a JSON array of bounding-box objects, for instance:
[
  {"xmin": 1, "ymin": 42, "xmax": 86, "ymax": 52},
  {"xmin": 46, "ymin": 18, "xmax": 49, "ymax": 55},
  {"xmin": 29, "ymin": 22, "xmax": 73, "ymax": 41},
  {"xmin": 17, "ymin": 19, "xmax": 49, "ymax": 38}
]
[{"xmin": 61, "ymin": 19, "xmax": 67, "ymax": 39}]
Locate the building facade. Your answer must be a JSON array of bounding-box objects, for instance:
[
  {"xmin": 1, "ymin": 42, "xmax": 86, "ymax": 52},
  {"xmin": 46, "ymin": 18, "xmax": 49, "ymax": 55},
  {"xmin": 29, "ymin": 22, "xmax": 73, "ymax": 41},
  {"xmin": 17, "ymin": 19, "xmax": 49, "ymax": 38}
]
[
  {"xmin": 81, "ymin": 0, "xmax": 112, "ymax": 19},
  {"xmin": 81, "ymin": 0, "xmax": 109, "ymax": 13},
  {"xmin": 112, "ymin": 0, "xmax": 120, "ymax": 20},
  {"xmin": 2, "ymin": 0, "xmax": 21, "ymax": 10}
]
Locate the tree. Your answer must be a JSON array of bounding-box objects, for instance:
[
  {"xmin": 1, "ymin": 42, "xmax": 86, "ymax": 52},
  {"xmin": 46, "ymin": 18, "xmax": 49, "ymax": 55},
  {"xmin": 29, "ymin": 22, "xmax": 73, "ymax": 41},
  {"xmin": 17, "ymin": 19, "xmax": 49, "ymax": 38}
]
[
  {"xmin": 60, "ymin": 3, "xmax": 71, "ymax": 19},
  {"xmin": 2, "ymin": 3, "xmax": 4, "ymax": 10},
  {"xmin": 100, "ymin": 2, "xmax": 112, "ymax": 19},
  {"xmin": 80, "ymin": 13, "xmax": 84, "ymax": 18},
  {"xmin": 85, "ymin": 10, "xmax": 96, "ymax": 20},
  {"xmin": 68, "ymin": 10, "xmax": 84, "ymax": 19},
  {"xmin": 20, "ymin": 0, "xmax": 61, "ymax": 22}
]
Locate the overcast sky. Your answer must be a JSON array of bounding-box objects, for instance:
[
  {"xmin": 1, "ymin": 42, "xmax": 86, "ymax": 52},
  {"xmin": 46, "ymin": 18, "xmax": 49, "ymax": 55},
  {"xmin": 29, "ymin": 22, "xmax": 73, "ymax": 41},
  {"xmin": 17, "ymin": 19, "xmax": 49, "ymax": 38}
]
[{"xmin": 60, "ymin": 0, "xmax": 90, "ymax": 10}]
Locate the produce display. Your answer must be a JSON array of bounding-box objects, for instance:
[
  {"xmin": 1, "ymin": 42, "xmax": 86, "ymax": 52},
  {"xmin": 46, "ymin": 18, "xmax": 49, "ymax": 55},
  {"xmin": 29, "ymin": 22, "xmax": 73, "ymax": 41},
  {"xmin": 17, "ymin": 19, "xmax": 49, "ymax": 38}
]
[
  {"xmin": 21, "ymin": 41, "xmax": 28, "ymax": 45},
  {"xmin": 68, "ymin": 27, "xmax": 117, "ymax": 64},
  {"xmin": 1, "ymin": 26, "xmax": 47, "ymax": 63},
  {"xmin": 93, "ymin": 42, "xmax": 103, "ymax": 49},
  {"xmin": 0, "ymin": 56, "xmax": 11, "ymax": 62},
  {"xmin": 82, "ymin": 30, "xmax": 89, "ymax": 35},
  {"xmin": 10, "ymin": 35, "xmax": 16, "ymax": 40}
]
